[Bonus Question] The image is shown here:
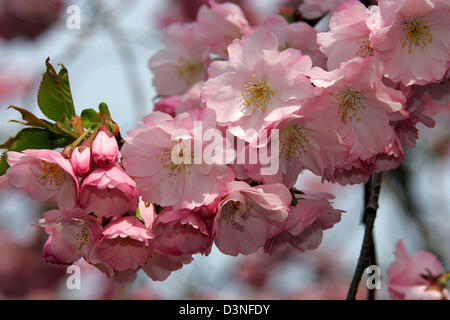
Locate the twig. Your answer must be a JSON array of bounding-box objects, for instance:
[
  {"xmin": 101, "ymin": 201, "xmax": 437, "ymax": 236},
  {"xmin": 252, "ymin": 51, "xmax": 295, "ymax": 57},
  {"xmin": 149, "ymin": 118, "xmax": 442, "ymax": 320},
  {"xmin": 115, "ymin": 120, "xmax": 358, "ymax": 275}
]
[{"xmin": 347, "ymin": 172, "xmax": 383, "ymax": 300}]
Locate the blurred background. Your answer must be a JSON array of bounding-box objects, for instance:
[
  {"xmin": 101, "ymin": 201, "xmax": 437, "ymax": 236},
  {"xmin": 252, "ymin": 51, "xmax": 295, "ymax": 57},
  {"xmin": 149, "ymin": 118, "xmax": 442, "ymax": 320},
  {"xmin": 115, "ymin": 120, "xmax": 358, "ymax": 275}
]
[{"xmin": 0, "ymin": 0, "xmax": 448, "ymax": 299}]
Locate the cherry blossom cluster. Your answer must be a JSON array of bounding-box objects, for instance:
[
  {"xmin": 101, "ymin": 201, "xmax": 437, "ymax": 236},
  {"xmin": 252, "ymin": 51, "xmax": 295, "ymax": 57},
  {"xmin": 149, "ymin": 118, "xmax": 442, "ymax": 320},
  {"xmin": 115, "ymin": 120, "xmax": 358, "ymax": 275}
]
[{"xmin": 3, "ymin": 0, "xmax": 449, "ymax": 289}]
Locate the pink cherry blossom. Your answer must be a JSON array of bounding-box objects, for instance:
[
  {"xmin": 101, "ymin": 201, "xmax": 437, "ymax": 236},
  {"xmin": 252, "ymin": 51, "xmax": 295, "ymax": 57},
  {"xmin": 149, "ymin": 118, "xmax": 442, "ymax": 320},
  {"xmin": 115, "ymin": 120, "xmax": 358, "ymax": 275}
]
[
  {"xmin": 152, "ymin": 208, "xmax": 212, "ymax": 256},
  {"xmin": 213, "ymin": 181, "xmax": 291, "ymax": 256},
  {"xmin": 137, "ymin": 197, "xmax": 156, "ymax": 229},
  {"xmin": 244, "ymin": 102, "xmax": 349, "ymax": 187},
  {"xmin": 298, "ymin": 0, "xmax": 347, "ymax": 20},
  {"xmin": 369, "ymin": 0, "xmax": 450, "ymax": 85},
  {"xmin": 94, "ymin": 216, "xmax": 153, "ymax": 272},
  {"xmin": 259, "ymin": 15, "xmax": 326, "ymax": 68},
  {"xmin": 91, "ymin": 130, "xmax": 119, "ymax": 169},
  {"xmin": 367, "ymin": 134, "xmax": 405, "ymax": 172},
  {"xmin": 324, "ymin": 159, "xmax": 373, "ymax": 185},
  {"xmin": 6, "ymin": 149, "xmax": 79, "ymax": 211},
  {"xmin": 39, "ymin": 208, "xmax": 101, "ymax": 265},
  {"xmin": 264, "ymin": 192, "xmax": 343, "ymax": 255},
  {"xmin": 70, "ymin": 146, "xmax": 92, "ymax": 177},
  {"xmin": 307, "ymin": 58, "xmax": 406, "ymax": 172},
  {"xmin": 202, "ymin": 29, "xmax": 317, "ymax": 142},
  {"xmin": 153, "ymin": 81, "xmax": 204, "ymax": 118},
  {"xmin": 317, "ymin": 0, "xmax": 375, "ymax": 70},
  {"xmin": 122, "ymin": 109, "xmax": 235, "ymax": 209},
  {"xmin": 387, "ymin": 240, "xmax": 449, "ymax": 300},
  {"xmin": 195, "ymin": 0, "xmax": 252, "ymax": 58},
  {"xmin": 148, "ymin": 22, "xmax": 210, "ymax": 95},
  {"xmin": 80, "ymin": 165, "xmax": 138, "ymax": 218},
  {"xmin": 142, "ymin": 252, "xmax": 193, "ymax": 281}
]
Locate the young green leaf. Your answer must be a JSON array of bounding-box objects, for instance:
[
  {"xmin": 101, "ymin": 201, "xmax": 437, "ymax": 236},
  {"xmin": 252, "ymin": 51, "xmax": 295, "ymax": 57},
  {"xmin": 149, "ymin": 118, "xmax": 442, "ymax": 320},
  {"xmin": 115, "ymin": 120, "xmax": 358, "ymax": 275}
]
[
  {"xmin": 37, "ymin": 58, "xmax": 76, "ymax": 122},
  {"xmin": 0, "ymin": 152, "xmax": 9, "ymax": 176},
  {"xmin": 99, "ymin": 102, "xmax": 111, "ymax": 119},
  {"xmin": 8, "ymin": 105, "xmax": 62, "ymax": 134},
  {"xmin": 81, "ymin": 108, "xmax": 101, "ymax": 130}
]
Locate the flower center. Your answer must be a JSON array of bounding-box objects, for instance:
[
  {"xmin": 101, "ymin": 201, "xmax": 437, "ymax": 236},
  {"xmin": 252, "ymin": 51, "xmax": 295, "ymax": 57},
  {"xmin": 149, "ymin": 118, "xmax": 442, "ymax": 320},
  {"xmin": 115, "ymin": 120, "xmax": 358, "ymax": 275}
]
[
  {"xmin": 41, "ymin": 161, "xmax": 66, "ymax": 188},
  {"xmin": 241, "ymin": 74, "xmax": 274, "ymax": 113},
  {"xmin": 176, "ymin": 57, "xmax": 203, "ymax": 86},
  {"xmin": 401, "ymin": 18, "xmax": 433, "ymax": 53},
  {"xmin": 221, "ymin": 199, "xmax": 253, "ymax": 230},
  {"xmin": 76, "ymin": 229, "xmax": 89, "ymax": 251},
  {"xmin": 355, "ymin": 39, "xmax": 374, "ymax": 58},
  {"xmin": 155, "ymin": 144, "xmax": 194, "ymax": 176},
  {"xmin": 333, "ymin": 89, "xmax": 365, "ymax": 123},
  {"xmin": 280, "ymin": 124, "xmax": 309, "ymax": 160}
]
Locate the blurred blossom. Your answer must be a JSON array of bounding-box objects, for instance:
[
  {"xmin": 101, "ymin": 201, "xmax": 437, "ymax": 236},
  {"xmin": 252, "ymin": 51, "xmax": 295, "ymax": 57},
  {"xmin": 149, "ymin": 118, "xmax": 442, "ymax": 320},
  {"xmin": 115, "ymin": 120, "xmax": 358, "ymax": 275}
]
[{"xmin": 0, "ymin": 0, "xmax": 64, "ymax": 41}]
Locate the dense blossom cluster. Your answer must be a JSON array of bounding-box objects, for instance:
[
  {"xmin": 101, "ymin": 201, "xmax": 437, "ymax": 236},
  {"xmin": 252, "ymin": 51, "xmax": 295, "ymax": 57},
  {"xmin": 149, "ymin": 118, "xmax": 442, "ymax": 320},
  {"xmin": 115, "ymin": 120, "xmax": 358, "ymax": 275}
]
[{"xmin": 3, "ymin": 0, "xmax": 450, "ymax": 294}]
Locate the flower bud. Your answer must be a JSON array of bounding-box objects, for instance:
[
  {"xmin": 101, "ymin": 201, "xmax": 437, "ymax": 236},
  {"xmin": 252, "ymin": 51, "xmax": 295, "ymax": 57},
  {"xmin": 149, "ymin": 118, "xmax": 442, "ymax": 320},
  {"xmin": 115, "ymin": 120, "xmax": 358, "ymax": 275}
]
[
  {"xmin": 91, "ymin": 130, "xmax": 119, "ymax": 168},
  {"xmin": 70, "ymin": 146, "xmax": 92, "ymax": 177}
]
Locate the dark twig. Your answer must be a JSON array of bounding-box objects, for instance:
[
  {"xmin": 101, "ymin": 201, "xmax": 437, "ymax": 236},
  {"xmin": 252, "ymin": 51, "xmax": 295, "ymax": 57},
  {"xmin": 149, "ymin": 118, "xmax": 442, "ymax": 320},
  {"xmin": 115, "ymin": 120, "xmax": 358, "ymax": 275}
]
[{"xmin": 347, "ymin": 172, "xmax": 383, "ymax": 300}]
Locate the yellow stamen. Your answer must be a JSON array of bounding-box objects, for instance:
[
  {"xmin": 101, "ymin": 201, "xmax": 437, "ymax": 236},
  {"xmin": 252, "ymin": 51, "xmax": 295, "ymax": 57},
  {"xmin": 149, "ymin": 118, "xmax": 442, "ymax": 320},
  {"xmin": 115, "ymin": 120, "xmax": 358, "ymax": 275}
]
[
  {"xmin": 355, "ymin": 39, "xmax": 374, "ymax": 58},
  {"xmin": 176, "ymin": 57, "xmax": 203, "ymax": 86},
  {"xmin": 401, "ymin": 18, "xmax": 433, "ymax": 54},
  {"xmin": 41, "ymin": 161, "xmax": 65, "ymax": 188},
  {"xmin": 333, "ymin": 89, "xmax": 365, "ymax": 123},
  {"xmin": 241, "ymin": 74, "xmax": 274, "ymax": 113},
  {"xmin": 280, "ymin": 124, "xmax": 309, "ymax": 160}
]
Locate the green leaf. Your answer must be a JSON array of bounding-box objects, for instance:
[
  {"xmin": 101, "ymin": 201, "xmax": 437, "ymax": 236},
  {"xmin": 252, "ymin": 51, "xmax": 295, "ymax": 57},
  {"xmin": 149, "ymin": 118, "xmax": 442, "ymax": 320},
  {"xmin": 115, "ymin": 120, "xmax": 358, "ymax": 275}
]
[
  {"xmin": 8, "ymin": 105, "xmax": 63, "ymax": 134},
  {"xmin": 99, "ymin": 102, "xmax": 111, "ymax": 119},
  {"xmin": 1, "ymin": 128, "xmax": 71, "ymax": 151},
  {"xmin": 81, "ymin": 108, "xmax": 101, "ymax": 130},
  {"xmin": 37, "ymin": 58, "xmax": 76, "ymax": 122},
  {"xmin": 0, "ymin": 152, "xmax": 9, "ymax": 176},
  {"xmin": 0, "ymin": 128, "xmax": 73, "ymax": 176}
]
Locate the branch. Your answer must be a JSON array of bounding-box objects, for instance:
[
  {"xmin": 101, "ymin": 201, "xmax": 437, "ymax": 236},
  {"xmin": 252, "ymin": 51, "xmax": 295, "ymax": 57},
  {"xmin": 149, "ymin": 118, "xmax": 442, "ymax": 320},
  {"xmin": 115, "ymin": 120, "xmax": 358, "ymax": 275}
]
[{"xmin": 347, "ymin": 172, "xmax": 383, "ymax": 300}]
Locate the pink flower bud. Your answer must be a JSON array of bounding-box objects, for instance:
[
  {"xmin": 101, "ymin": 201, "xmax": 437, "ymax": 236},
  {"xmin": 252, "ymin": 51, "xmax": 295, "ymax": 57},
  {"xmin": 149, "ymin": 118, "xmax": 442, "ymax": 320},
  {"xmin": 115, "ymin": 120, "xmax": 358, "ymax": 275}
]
[
  {"xmin": 70, "ymin": 146, "xmax": 92, "ymax": 177},
  {"xmin": 92, "ymin": 130, "xmax": 119, "ymax": 168}
]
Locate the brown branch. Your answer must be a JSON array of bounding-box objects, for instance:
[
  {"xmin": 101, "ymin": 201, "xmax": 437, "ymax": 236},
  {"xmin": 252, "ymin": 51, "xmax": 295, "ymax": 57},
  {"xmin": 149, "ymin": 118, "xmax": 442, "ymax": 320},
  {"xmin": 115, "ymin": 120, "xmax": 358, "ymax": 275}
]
[{"xmin": 347, "ymin": 172, "xmax": 383, "ymax": 300}]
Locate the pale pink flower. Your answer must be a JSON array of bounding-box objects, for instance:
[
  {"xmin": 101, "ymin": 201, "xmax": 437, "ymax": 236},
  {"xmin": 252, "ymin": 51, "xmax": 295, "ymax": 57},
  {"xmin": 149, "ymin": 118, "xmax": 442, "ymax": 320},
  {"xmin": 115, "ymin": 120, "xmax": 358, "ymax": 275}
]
[
  {"xmin": 122, "ymin": 109, "xmax": 235, "ymax": 209},
  {"xmin": 324, "ymin": 159, "xmax": 372, "ymax": 185},
  {"xmin": 213, "ymin": 181, "xmax": 291, "ymax": 256},
  {"xmin": 264, "ymin": 192, "xmax": 343, "ymax": 255},
  {"xmin": 244, "ymin": 103, "xmax": 349, "ymax": 187},
  {"xmin": 137, "ymin": 197, "xmax": 157, "ymax": 229},
  {"xmin": 6, "ymin": 149, "xmax": 79, "ymax": 211},
  {"xmin": 94, "ymin": 216, "xmax": 153, "ymax": 272},
  {"xmin": 317, "ymin": 0, "xmax": 375, "ymax": 70},
  {"xmin": 421, "ymin": 78, "xmax": 450, "ymax": 114},
  {"xmin": 369, "ymin": 0, "xmax": 450, "ymax": 85},
  {"xmin": 80, "ymin": 165, "xmax": 138, "ymax": 218},
  {"xmin": 387, "ymin": 240, "xmax": 449, "ymax": 300},
  {"xmin": 152, "ymin": 208, "xmax": 212, "ymax": 256},
  {"xmin": 368, "ymin": 134, "xmax": 405, "ymax": 172},
  {"xmin": 202, "ymin": 29, "xmax": 317, "ymax": 142},
  {"xmin": 195, "ymin": 0, "xmax": 252, "ymax": 58},
  {"xmin": 91, "ymin": 130, "xmax": 119, "ymax": 169},
  {"xmin": 307, "ymin": 58, "xmax": 405, "ymax": 163},
  {"xmin": 154, "ymin": 95, "xmax": 180, "ymax": 117},
  {"xmin": 260, "ymin": 15, "xmax": 326, "ymax": 68},
  {"xmin": 153, "ymin": 81, "xmax": 204, "ymax": 117},
  {"xmin": 142, "ymin": 252, "xmax": 193, "ymax": 281},
  {"xmin": 39, "ymin": 208, "xmax": 101, "ymax": 265},
  {"xmin": 149, "ymin": 22, "xmax": 210, "ymax": 95},
  {"xmin": 70, "ymin": 146, "xmax": 92, "ymax": 177},
  {"xmin": 299, "ymin": 0, "xmax": 347, "ymax": 20}
]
